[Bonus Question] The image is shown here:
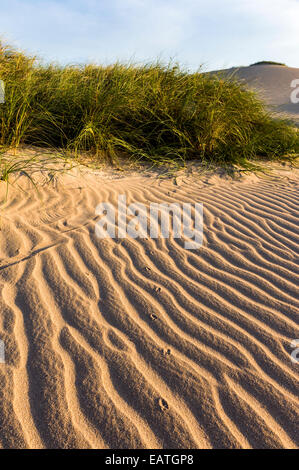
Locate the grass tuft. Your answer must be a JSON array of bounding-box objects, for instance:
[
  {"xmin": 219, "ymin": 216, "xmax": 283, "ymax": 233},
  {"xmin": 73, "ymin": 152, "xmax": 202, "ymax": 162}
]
[{"xmin": 0, "ymin": 41, "xmax": 298, "ymax": 170}]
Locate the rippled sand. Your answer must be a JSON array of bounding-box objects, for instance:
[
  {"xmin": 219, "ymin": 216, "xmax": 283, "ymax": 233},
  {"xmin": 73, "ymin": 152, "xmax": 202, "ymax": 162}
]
[{"xmin": 0, "ymin": 163, "xmax": 298, "ymax": 448}]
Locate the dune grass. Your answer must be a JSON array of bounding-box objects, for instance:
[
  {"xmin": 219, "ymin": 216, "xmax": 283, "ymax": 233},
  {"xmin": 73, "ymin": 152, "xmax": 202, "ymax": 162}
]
[{"xmin": 0, "ymin": 42, "xmax": 298, "ymax": 169}]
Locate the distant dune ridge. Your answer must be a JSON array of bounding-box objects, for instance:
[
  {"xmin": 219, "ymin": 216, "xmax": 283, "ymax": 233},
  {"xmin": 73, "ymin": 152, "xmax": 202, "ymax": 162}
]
[
  {"xmin": 210, "ymin": 63, "xmax": 299, "ymax": 123},
  {"xmin": 0, "ymin": 164, "xmax": 298, "ymax": 449}
]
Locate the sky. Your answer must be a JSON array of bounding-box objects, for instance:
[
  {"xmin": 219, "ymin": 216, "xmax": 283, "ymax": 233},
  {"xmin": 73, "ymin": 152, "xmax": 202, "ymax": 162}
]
[{"xmin": 0, "ymin": 0, "xmax": 299, "ymax": 71}]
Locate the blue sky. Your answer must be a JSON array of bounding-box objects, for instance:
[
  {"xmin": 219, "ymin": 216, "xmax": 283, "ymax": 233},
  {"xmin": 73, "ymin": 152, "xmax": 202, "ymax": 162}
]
[{"xmin": 1, "ymin": 0, "xmax": 299, "ymax": 71}]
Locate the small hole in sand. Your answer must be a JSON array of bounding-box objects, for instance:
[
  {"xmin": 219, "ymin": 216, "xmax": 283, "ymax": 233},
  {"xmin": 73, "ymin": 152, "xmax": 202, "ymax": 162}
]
[
  {"xmin": 162, "ymin": 348, "xmax": 171, "ymax": 356},
  {"xmin": 158, "ymin": 398, "xmax": 169, "ymax": 411}
]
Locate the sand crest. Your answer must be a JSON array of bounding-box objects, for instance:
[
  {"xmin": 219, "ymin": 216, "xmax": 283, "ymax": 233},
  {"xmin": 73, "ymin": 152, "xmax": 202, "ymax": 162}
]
[{"xmin": 210, "ymin": 64, "xmax": 299, "ymax": 123}]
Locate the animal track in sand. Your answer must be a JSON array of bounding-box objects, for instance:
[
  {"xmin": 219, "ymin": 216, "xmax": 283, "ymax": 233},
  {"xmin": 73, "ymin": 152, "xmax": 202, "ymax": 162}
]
[
  {"xmin": 158, "ymin": 398, "xmax": 169, "ymax": 412},
  {"xmin": 162, "ymin": 348, "xmax": 171, "ymax": 356}
]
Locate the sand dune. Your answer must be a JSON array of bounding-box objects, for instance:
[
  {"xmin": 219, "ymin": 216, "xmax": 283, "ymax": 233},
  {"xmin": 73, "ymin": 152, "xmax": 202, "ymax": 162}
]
[
  {"xmin": 0, "ymin": 164, "xmax": 298, "ymax": 449},
  {"xmin": 211, "ymin": 64, "xmax": 299, "ymax": 123}
]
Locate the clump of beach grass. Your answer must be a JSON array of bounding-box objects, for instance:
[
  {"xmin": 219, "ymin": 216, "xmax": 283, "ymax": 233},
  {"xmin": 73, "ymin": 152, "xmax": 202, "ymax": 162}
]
[
  {"xmin": 0, "ymin": 41, "xmax": 298, "ymax": 168},
  {"xmin": 0, "ymin": 145, "xmax": 79, "ymax": 201}
]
